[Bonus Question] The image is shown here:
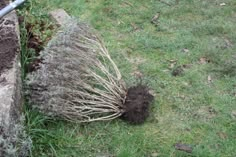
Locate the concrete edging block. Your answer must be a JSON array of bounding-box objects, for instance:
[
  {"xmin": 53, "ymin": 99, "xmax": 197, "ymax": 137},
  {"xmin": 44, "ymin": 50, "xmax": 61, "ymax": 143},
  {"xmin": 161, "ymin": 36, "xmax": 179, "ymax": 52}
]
[{"xmin": 0, "ymin": 0, "xmax": 23, "ymax": 154}]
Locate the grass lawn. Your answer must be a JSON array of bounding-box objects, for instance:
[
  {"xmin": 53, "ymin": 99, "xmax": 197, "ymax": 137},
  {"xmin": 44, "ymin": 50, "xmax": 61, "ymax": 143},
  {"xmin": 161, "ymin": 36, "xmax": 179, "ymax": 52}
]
[{"xmin": 19, "ymin": 0, "xmax": 236, "ymax": 156}]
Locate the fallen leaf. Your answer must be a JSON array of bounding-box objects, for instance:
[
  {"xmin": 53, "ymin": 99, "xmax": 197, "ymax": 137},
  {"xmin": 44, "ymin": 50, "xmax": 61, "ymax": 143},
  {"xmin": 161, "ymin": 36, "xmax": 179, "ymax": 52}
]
[
  {"xmin": 122, "ymin": 1, "xmax": 133, "ymax": 7},
  {"xmin": 224, "ymin": 38, "xmax": 233, "ymax": 48},
  {"xmin": 182, "ymin": 48, "xmax": 189, "ymax": 53},
  {"xmin": 149, "ymin": 89, "xmax": 157, "ymax": 97},
  {"xmin": 117, "ymin": 20, "xmax": 125, "ymax": 25},
  {"xmin": 151, "ymin": 152, "xmax": 159, "ymax": 157},
  {"xmin": 220, "ymin": 3, "xmax": 226, "ymax": 6},
  {"xmin": 182, "ymin": 64, "xmax": 192, "ymax": 69},
  {"xmin": 183, "ymin": 82, "xmax": 189, "ymax": 86},
  {"xmin": 162, "ymin": 69, "xmax": 170, "ymax": 72},
  {"xmin": 102, "ymin": 7, "xmax": 112, "ymax": 13},
  {"xmin": 131, "ymin": 22, "xmax": 139, "ymax": 31},
  {"xmin": 208, "ymin": 75, "xmax": 212, "ymax": 83},
  {"xmin": 168, "ymin": 59, "xmax": 177, "ymax": 69},
  {"xmin": 231, "ymin": 110, "xmax": 236, "ymax": 119},
  {"xmin": 177, "ymin": 94, "xmax": 186, "ymax": 99},
  {"xmin": 217, "ymin": 132, "xmax": 228, "ymax": 140},
  {"xmin": 174, "ymin": 143, "xmax": 193, "ymax": 153},
  {"xmin": 170, "ymin": 63, "xmax": 175, "ymax": 69},
  {"xmin": 131, "ymin": 70, "xmax": 143, "ymax": 78},
  {"xmin": 194, "ymin": 106, "xmax": 217, "ymax": 120},
  {"xmin": 126, "ymin": 55, "xmax": 146, "ymax": 65},
  {"xmin": 199, "ymin": 57, "xmax": 210, "ymax": 64},
  {"xmin": 168, "ymin": 59, "xmax": 177, "ymax": 63},
  {"xmin": 151, "ymin": 13, "xmax": 160, "ymax": 25}
]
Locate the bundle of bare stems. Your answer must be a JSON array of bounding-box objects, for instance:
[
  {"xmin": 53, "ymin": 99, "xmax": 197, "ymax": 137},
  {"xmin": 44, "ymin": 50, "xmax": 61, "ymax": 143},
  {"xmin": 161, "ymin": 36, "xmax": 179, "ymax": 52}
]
[{"xmin": 26, "ymin": 19, "xmax": 153, "ymax": 124}]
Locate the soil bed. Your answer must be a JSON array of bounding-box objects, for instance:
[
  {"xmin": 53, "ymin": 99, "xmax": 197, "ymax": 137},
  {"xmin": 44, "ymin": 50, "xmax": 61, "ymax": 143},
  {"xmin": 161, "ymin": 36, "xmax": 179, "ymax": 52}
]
[
  {"xmin": 121, "ymin": 85, "xmax": 154, "ymax": 124},
  {"xmin": 19, "ymin": 16, "xmax": 56, "ymax": 73},
  {"xmin": 24, "ymin": 23, "xmax": 44, "ymax": 73}
]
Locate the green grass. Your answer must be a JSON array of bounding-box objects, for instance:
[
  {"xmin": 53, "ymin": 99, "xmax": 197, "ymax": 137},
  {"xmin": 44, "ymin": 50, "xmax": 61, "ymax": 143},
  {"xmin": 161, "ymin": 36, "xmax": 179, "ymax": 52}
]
[{"xmin": 19, "ymin": 0, "xmax": 236, "ymax": 156}]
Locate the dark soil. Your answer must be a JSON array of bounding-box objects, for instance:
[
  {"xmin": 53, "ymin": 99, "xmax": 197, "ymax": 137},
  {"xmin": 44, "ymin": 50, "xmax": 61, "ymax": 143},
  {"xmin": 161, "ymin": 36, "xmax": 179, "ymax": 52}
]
[
  {"xmin": 121, "ymin": 85, "xmax": 154, "ymax": 124},
  {"xmin": 19, "ymin": 16, "xmax": 56, "ymax": 73},
  {"xmin": 24, "ymin": 23, "xmax": 44, "ymax": 73},
  {"xmin": 0, "ymin": 1, "xmax": 19, "ymax": 75}
]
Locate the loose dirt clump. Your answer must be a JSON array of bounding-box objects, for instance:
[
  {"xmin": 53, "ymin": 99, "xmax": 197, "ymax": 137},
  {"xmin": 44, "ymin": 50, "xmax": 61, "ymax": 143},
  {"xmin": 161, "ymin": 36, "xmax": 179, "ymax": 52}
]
[{"xmin": 121, "ymin": 85, "xmax": 154, "ymax": 124}]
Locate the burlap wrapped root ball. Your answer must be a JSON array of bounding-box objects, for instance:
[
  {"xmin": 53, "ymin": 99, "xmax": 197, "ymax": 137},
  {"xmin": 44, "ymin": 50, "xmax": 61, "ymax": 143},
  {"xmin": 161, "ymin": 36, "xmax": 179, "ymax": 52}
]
[{"xmin": 26, "ymin": 19, "xmax": 154, "ymax": 124}]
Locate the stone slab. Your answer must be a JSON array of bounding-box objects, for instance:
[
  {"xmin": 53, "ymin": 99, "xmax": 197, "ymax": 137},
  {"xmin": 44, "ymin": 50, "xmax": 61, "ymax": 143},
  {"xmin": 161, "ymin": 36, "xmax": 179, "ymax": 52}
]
[
  {"xmin": 49, "ymin": 9, "xmax": 71, "ymax": 26},
  {"xmin": 0, "ymin": 0, "xmax": 22, "ymax": 136}
]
